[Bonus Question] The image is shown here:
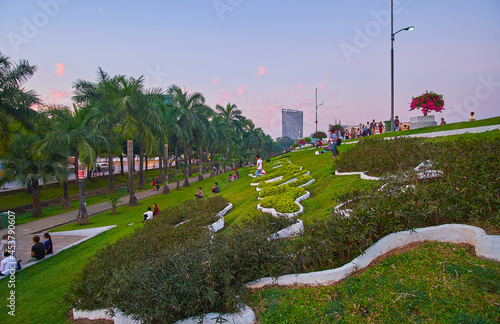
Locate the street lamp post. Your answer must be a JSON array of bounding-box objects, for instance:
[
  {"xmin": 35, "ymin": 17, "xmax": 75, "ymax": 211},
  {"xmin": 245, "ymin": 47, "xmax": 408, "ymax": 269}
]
[
  {"xmin": 314, "ymin": 87, "xmax": 325, "ymax": 133},
  {"xmin": 391, "ymin": 0, "xmax": 414, "ymax": 131}
]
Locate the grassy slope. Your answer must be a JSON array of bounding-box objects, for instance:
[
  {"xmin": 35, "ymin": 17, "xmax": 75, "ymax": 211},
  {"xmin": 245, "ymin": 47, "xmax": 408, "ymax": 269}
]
[
  {"xmin": 249, "ymin": 242, "xmax": 500, "ymax": 323},
  {"xmin": 1, "ymin": 126, "xmax": 499, "ymax": 323}
]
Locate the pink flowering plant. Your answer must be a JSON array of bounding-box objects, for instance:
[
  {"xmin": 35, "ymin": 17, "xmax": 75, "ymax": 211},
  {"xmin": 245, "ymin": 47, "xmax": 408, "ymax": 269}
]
[{"xmin": 409, "ymin": 91, "xmax": 444, "ymax": 116}]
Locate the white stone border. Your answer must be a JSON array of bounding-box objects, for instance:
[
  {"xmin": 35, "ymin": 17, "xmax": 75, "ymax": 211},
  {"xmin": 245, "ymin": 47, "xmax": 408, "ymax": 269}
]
[
  {"xmin": 257, "ymin": 191, "xmax": 310, "ymax": 218},
  {"xmin": 247, "ymin": 224, "xmax": 500, "ymax": 288},
  {"xmin": 0, "ymin": 225, "xmax": 117, "ymax": 277},
  {"xmin": 335, "ymin": 160, "xmax": 442, "ymax": 182}
]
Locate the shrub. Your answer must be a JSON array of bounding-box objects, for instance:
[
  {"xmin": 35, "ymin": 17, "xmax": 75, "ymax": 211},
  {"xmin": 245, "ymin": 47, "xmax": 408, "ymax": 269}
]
[
  {"xmin": 334, "ymin": 137, "xmax": 440, "ymax": 176},
  {"xmin": 67, "ymin": 198, "xmax": 297, "ymax": 323}
]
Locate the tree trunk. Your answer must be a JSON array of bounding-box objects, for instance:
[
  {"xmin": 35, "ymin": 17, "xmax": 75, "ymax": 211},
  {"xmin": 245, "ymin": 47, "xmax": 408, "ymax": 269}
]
[
  {"xmin": 31, "ymin": 180, "xmax": 43, "ymax": 218},
  {"xmin": 226, "ymin": 143, "xmax": 230, "ymax": 170},
  {"xmin": 210, "ymin": 149, "xmax": 215, "ymax": 177},
  {"xmin": 120, "ymin": 154, "xmax": 124, "ymax": 176},
  {"xmin": 127, "ymin": 140, "xmax": 138, "ymax": 206},
  {"xmin": 76, "ymin": 156, "xmax": 89, "ymax": 225},
  {"xmin": 145, "ymin": 155, "xmax": 148, "ymax": 171},
  {"xmin": 176, "ymin": 180, "xmax": 180, "ymax": 191},
  {"xmin": 107, "ymin": 154, "xmax": 115, "ymax": 194},
  {"xmin": 62, "ymin": 180, "xmax": 71, "ymax": 209},
  {"xmin": 138, "ymin": 144, "xmax": 145, "ymax": 189},
  {"xmin": 77, "ymin": 176, "xmax": 88, "ymax": 225},
  {"xmin": 182, "ymin": 142, "xmax": 190, "ymax": 187},
  {"xmin": 198, "ymin": 146, "xmax": 204, "ymax": 181},
  {"xmin": 162, "ymin": 144, "xmax": 170, "ymax": 194},
  {"xmin": 158, "ymin": 154, "xmax": 163, "ymax": 184},
  {"xmin": 111, "ymin": 207, "xmax": 116, "ymax": 215},
  {"xmin": 175, "ymin": 146, "xmax": 179, "ymax": 172}
]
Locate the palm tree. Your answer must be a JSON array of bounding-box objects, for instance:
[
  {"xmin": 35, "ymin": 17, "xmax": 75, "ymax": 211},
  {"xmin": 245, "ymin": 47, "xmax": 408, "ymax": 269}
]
[
  {"xmin": 115, "ymin": 76, "xmax": 163, "ymax": 204},
  {"xmin": 215, "ymin": 102, "xmax": 245, "ymax": 170},
  {"xmin": 73, "ymin": 68, "xmax": 124, "ymax": 194},
  {"xmin": 37, "ymin": 104, "xmax": 109, "ymax": 225},
  {"xmin": 167, "ymin": 85, "xmax": 210, "ymax": 187},
  {"xmin": 1, "ymin": 133, "xmax": 68, "ymax": 217},
  {"xmin": 0, "ymin": 52, "xmax": 40, "ymax": 154}
]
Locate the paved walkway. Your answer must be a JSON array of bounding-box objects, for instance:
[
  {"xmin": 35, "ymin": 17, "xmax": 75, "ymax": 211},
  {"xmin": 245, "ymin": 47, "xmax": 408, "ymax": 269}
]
[{"xmin": 0, "ymin": 174, "xmax": 215, "ymax": 269}]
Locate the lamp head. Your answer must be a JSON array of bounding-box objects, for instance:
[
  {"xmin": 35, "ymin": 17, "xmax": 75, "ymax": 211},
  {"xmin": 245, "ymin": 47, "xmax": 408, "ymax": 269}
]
[{"xmin": 406, "ymin": 26, "xmax": 415, "ymax": 31}]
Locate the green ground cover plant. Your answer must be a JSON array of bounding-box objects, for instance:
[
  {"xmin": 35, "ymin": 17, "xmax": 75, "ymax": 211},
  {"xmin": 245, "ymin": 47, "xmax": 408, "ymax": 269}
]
[{"xmin": 249, "ymin": 242, "xmax": 500, "ymax": 323}]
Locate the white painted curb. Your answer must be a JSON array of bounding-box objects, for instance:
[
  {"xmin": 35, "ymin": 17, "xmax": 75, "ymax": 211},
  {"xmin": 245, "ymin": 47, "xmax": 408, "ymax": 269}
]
[{"xmin": 247, "ymin": 224, "xmax": 500, "ymax": 289}]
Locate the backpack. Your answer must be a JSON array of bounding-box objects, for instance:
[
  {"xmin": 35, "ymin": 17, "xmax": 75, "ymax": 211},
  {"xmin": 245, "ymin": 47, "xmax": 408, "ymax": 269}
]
[{"xmin": 337, "ymin": 138, "xmax": 342, "ymax": 146}]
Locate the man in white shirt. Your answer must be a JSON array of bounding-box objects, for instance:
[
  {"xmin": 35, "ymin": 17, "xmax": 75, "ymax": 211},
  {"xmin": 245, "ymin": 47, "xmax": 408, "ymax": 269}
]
[
  {"xmin": 0, "ymin": 252, "xmax": 17, "ymax": 276},
  {"xmin": 142, "ymin": 207, "xmax": 153, "ymax": 222},
  {"xmin": 255, "ymin": 155, "xmax": 263, "ymax": 178}
]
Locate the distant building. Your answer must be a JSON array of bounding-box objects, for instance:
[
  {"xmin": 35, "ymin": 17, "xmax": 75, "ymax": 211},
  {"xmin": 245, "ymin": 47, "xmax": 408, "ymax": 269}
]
[{"xmin": 282, "ymin": 109, "xmax": 303, "ymax": 140}]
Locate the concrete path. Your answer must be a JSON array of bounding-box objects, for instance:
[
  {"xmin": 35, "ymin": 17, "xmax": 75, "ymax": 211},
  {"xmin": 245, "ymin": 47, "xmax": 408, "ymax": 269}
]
[{"xmin": 0, "ymin": 174, "xmax": 215, "ymax": 269}]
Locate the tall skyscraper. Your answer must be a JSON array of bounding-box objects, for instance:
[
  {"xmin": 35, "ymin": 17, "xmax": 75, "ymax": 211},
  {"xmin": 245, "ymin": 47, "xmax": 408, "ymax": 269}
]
[{"xmin": 282, "ymin": 109, "xmax": 303, "ymax": 140}]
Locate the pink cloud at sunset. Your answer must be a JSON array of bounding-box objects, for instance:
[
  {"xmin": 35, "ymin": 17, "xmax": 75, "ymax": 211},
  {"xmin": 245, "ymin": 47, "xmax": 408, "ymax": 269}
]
[
  {"xmin": 269, "ymin": 107, "xmax": 275, "ymax": 112},
  {"xmin": 47, "ymin": 89, "xmax": 71, "ymax": 103},
  {"xmin": 258, "ymin": 66, "xmax": 267, "ymax": 77},
  {"xmin": 214, "ymin": 77, "xmax": 218, "ymax": 84},
  {"xmin": 298, "ymin": 83, "xmax": 303, "ymax": 88},
  {"xmin": 320, "ymin": 82, "xmax": 325, "ymax": 89},
  {"xmin": 56, "ymin": 63, "xmax": 64, "ymax": 76},
  {"xmin": 238, "ymin": 86, "xmax": 243, "ymax": 95}
]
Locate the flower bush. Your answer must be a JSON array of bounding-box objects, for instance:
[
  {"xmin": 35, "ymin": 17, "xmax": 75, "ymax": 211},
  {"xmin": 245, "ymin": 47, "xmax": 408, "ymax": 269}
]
[{"xmin": 410, "ymin": 91, "xmax": 444, "ymax": 116}]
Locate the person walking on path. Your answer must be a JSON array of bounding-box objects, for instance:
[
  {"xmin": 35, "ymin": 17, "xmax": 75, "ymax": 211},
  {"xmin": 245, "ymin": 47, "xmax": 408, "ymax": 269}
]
[
  {"xmin": 394, "ymin": 116, "xmax": 400, "ymax": 131},
  {"xmin": 329, "ymin": 130, "xmax": 339, "ymax": 158},
  {"xmin": 151, "ymin": 179, "xmax": 156, "ymax": 190},
  {"xmin": 378, "ymin": 121, "xmax": 383, "ymax": 134},
  {"xmin": 255, "ymin": 155, "xmax": 263, "ymax": 178}
]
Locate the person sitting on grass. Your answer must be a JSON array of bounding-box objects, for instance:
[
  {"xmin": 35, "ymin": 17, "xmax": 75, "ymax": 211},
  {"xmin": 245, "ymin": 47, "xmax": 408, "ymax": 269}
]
[
  {"xmin": 153, "ymin": 203, "xmax": 160, "ymax": 217},
  {"xmin": 212, "ymin": 182, "xmax": 220, "ymax": 194},
  {"xmin": 228, "ymin": 174, "xmax": 234, "ymax": 182},
  {"xmin": 234, "ymin": 168, "xmax": 239, "ymax": 179},
  {"xmin": 0, "ymin": 251, "xmax": 18, "ymax": 276},
  {"xmin": 27, "ymin": 236, "xmax": 45, "ymax": 264},
  {"xmin": 142, "ymin": 207, "xmax": 153, "ymax": 222},
  {"xmin": 194, "ymin": 187, "xmax": 204, "ymax": 198},
  {"xmin": 43, "ymin": 233, "xmax": 53, "ymax": 255}
]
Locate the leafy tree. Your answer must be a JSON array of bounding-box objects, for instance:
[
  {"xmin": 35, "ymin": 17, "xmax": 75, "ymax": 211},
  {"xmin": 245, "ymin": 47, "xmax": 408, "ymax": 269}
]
[
  {"xmin": 0, "ymin": 52, "xmax": 40, "ymax": 154},
  {"xmin": 168, "ymin": 85, "xmax": 210, "ymax": 187},
  {"xmin": 0, "ymin": 133, "xmax": 68, "ymax": 217}
]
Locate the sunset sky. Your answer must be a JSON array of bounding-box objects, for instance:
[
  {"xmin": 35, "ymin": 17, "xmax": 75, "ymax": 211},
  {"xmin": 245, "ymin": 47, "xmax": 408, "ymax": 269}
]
[{"xmin": 1, "ymin": 0, "xmax": 499, "ymax": 139}]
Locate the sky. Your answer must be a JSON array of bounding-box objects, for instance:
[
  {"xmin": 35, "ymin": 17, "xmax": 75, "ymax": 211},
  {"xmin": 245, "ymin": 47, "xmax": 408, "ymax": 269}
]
[{"xmin": 1, "ymin": 0, "xmax": 499, "ymax": 139}]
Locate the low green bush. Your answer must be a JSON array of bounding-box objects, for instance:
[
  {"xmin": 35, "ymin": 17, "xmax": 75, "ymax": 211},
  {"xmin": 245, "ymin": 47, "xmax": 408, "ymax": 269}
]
[
  {"xmin": 334, "ymin": 137, "xmax": 439, "ymax": 176},
  {"xmin": 260, "ymin": 195, "xmax": 300, "ymax": 213},
  {"xmin": 67, "ymin": 198, "xmax": 297, "ymax": 323},
  {"xmin": 288, "ymin": 175, "xmax": 313, "ymax": 187}
]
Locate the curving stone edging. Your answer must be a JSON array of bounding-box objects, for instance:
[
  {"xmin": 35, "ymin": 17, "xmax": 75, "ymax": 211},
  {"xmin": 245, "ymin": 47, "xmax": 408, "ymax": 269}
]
[
  {"xmin": 269, "ymin": 219, "xmax": 304, "ymax": 240},
  {"xmin": 247, "ymin": 224, "xmax": 500, "ymax": 289},
  {"xmin": 208, "ymin": 203, "xmax": 234, "ymax": 232},
  {"xmin": 73, "ymin": 305, "xmax": 256, "ymax": 324}
]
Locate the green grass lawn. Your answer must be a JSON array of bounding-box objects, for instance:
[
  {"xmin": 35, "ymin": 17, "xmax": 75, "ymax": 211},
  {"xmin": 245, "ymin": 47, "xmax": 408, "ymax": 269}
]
[
  {"xmin": 248, "ymin": 242, "xmax": 500, "ymax": 323},
  {"xmin": 0, "ymin": 128, "xmax": 498, "ymax": 323}
]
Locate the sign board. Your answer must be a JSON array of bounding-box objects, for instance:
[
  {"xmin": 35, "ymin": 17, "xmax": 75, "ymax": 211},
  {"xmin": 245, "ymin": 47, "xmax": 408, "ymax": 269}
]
[{"xmin": 78, "ymin": 170, "xmax": 86, "ymax": 179}]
